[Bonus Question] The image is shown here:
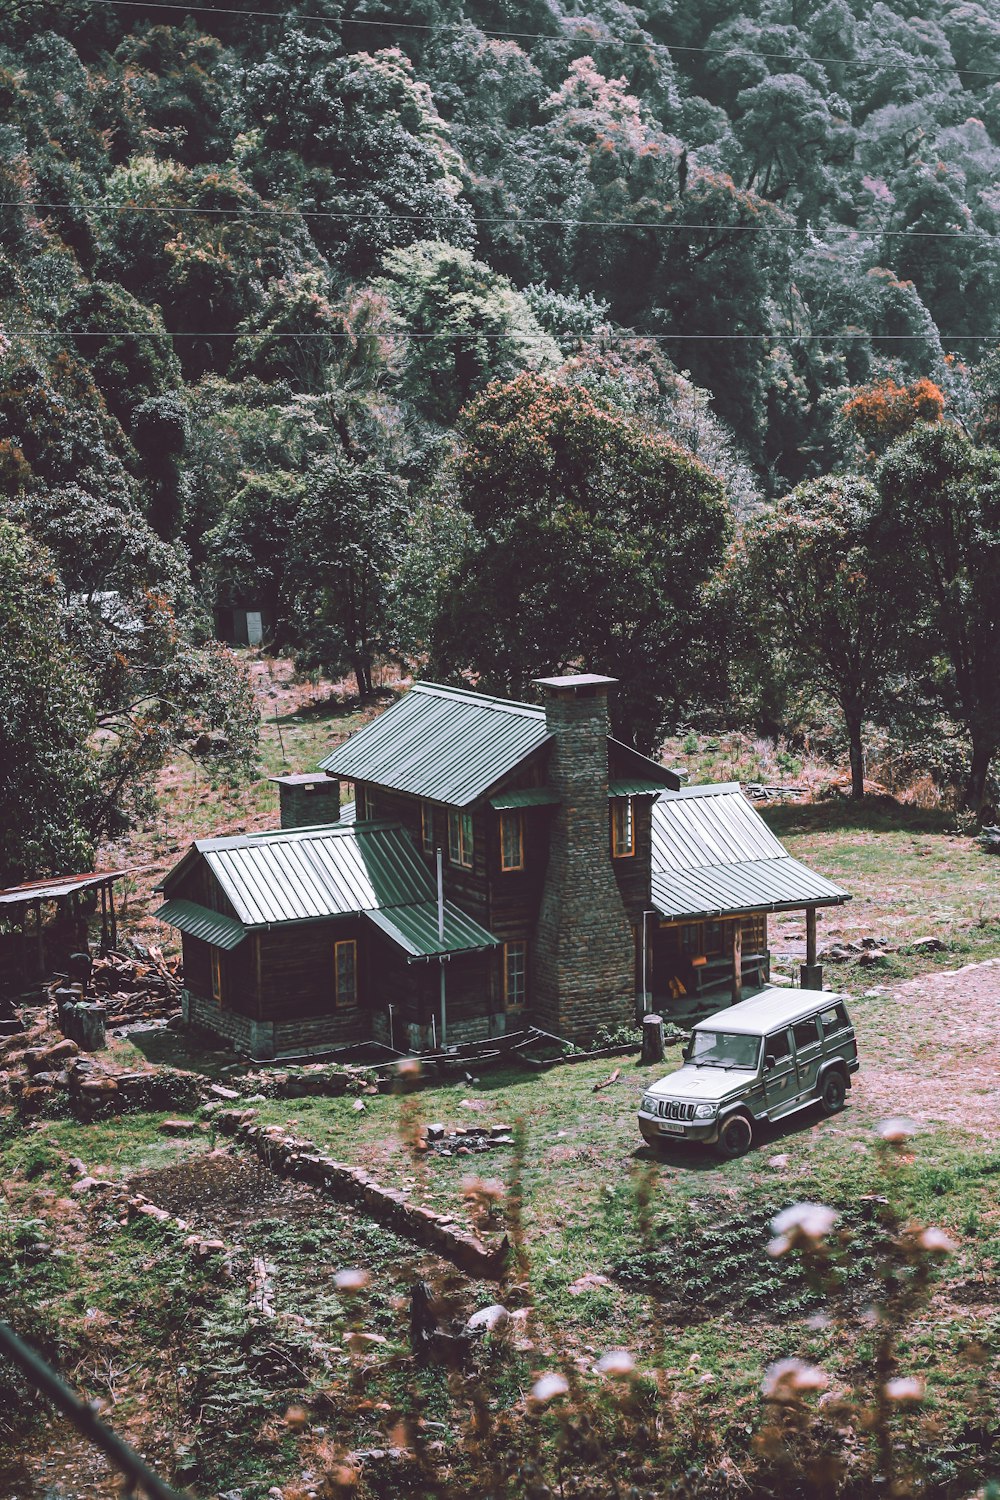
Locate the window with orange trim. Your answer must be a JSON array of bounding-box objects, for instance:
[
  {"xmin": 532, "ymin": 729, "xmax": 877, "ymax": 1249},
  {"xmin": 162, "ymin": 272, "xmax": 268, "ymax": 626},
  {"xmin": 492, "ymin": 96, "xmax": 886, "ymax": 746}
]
[
  {"xmin": 334, "ymin": 939, "xmax": 358, "ymax": 1007},
  {"xmin": 499, "ymin": 810, "xmax": 524, "ymax": 871},
  {"xmin": 503, "ymin": 941, "xmax": 527, "ymax": 1009},
  {"xmin": 611, "ymin": 797, "xmax": 635, "ymax": 857},
  {"xmin": 210, "ymin": 948, "xmax": 224, "ymax": 1004}
]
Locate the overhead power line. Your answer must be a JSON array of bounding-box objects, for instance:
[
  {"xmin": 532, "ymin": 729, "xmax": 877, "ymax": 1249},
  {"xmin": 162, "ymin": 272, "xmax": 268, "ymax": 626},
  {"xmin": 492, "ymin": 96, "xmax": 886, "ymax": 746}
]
[
  {"xmin": 88, "ymin": 0, "xmax": 1000, "ymax": 82},
  {"xmin": 6, "ymin": 199, "xmax": 992, "ymax": 243},
  {"xmin": 5, "ymin": 328, "xmax": 986, "ymax": 342}
]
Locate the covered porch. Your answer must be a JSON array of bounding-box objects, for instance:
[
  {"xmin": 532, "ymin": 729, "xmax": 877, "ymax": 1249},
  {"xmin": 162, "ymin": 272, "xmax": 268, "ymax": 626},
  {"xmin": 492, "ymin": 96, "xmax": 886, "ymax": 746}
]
[{"xmin": 643, "ymin": 783, "xmax": 850, "ymax": 1019}]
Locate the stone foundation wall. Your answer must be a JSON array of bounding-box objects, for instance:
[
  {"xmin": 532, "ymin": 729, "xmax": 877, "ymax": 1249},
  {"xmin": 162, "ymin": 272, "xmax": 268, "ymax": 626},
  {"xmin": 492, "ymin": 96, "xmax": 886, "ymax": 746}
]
[{"xmin": 183, "ymin": 990, "xmax": 367, "ymax": 1058}]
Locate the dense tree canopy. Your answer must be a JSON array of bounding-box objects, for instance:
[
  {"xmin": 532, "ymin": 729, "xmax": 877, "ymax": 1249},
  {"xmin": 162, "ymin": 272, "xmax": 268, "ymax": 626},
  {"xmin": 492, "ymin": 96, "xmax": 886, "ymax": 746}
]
[{"xmin": 4, "ymin": 0, "xmax": 1000, "ymax": 863}]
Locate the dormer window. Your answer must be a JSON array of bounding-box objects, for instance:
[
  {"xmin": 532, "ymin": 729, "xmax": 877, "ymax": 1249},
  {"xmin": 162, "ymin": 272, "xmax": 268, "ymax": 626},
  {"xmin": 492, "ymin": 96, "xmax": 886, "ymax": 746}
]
[
  {"xmin": 611, "ymin": 797, "xmax": 635, "ymax": 858},
  {"xmin": 499, "ymin": 811, "xmax": 524, "ymax": 872},
  {"xmin": 448, "ymin": 810, "xmax": 473, "ymax": 869},
  {"xmin": 421, "ymin": 802, "xmax": 435, "ymax": 855}
]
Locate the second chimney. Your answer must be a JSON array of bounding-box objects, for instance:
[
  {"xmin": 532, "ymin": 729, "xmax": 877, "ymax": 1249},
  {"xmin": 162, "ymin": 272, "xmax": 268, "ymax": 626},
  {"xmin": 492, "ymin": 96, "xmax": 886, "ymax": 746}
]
[{"xmin": 270, "ymin": 772, "xmax": 341, "ymax": 830}]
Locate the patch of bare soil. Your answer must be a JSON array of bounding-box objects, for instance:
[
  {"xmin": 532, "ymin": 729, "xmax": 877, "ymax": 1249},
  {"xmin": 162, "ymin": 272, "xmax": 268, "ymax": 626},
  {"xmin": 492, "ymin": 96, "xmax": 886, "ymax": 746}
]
[
  {"xmin": 130, "ymin": 1149, "xmax": 338, "ymax": 1233},
  {"xmin": 855, "ymin": 958, "xmax": 1000, "ymax": 1134}
]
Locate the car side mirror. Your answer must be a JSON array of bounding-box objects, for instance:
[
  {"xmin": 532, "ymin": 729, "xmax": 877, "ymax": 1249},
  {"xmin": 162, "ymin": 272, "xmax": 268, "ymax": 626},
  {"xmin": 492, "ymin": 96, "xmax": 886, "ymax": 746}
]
[
  {"xmin": 765, "ymin": 1054, "xmax": 777, "ymax": 1071},
  {"xmin": 682, "ymin": 1041, "xmax": 693, "ymax": 1061}
]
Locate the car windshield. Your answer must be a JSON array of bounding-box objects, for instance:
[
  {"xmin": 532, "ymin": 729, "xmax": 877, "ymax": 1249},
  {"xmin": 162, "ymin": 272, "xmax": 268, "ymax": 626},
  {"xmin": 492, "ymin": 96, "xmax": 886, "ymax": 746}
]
[{"xmin": 689, "ymin": 1030, "xmax": 760, "ymax": 1069}]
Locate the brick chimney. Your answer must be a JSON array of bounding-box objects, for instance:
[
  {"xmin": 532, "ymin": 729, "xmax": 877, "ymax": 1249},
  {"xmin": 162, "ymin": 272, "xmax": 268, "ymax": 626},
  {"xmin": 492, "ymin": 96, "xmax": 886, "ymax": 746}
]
[
  {"xmin": 270, "ymin": 772, "xmax": 340, "ymax": 829},
  {"xmin": 531, "ymin": 675, "xmax": 635, "ymax": 1043}
]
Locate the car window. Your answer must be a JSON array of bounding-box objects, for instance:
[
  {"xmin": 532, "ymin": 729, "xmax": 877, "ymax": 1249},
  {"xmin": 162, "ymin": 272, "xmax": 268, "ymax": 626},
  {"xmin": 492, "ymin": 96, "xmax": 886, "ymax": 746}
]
[
  {"xmin": 764, "ymin": 1028, "xmax": 793, "ymax": 1066},
  {"xmin": 819, "ymin": 1003, "xmax": 850, "ymax": 1034},
  {"xmin": 792, "ymin": 1017, "xmax": 821, "ymax": 1050}
]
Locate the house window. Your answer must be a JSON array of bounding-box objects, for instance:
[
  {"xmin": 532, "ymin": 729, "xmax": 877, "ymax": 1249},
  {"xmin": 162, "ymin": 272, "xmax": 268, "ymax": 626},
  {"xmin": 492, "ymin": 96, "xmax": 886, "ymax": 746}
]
[
  {"xmin": 421, "ymin": 802, "xmax": 436, "ymax": 855},
  {"xmin": 504, "ymin": 941, "xmax": 527, "ymax": 1009},
  {"xmin": 499, "ymin": 811, "xmax": 524, "ymax": 872},
  {"xmin": 334, "ymin": 939, "xmax": 358, "ymax": 1008},
  {"xmin": 611, "ymin": 797, "xmax": 635, "ymax": 858},
  {"xmin": 448, "ymin": 810, "xmax": 473, "ymax": 869},
  {"xmin": 210, "ymin": 949, "xmax": 224, "ymax": 1005},
  {"xmin": 704, "ymin": 920, "xmax": 725, "ymax": 955}
]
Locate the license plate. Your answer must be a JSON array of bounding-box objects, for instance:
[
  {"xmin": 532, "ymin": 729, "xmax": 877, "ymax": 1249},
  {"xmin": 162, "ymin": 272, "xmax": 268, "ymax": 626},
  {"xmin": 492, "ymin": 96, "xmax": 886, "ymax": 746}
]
[{"xmin": 659, "ymin": 1120, "xmax": 685, "ymax": 1134}]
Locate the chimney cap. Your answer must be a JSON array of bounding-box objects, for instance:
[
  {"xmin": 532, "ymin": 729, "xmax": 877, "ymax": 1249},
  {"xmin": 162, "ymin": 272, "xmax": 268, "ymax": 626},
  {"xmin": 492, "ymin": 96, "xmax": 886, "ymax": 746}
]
[
  {"xmin": 268, "ymin": 772, "xmax": 339, "ymax": 787},
  {"xmin": 533, "ymin": 673, "xmax": 618, "ymax": 696}
]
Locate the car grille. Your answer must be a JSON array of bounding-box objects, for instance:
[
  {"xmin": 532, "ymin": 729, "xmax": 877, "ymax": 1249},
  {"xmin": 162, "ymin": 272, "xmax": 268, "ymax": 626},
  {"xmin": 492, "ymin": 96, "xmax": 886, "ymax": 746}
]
[{"xmin": 657, "ymin": 1099, "xmax": 696, "ymax": 1121}]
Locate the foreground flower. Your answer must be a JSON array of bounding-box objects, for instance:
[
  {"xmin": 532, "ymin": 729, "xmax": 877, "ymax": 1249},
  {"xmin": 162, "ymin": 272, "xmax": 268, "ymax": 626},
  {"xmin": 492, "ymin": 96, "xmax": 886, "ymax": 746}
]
[
  {"xmin": 768, "ymin": 1202, "xmax": 838, "ymax": 1257},
  {"xmin": 528, "ymin": 1372, "xmax": 569, "ymax": 1408},
  {"xmin": 915, "ymin": 1226, "xmax": 956, "ymax": 1255},
  {"xmin": 762, "ymin": 1358, "xmax": 829, "ymax": 1402},
  {"xmin": 876, "ymin": 1116, "xmax": 918, "ymax": 1145},
  {"xmin": 334, "ymin": 1268, "xmax": 371, "ymax": 1293},
  {"xmin": 884, "ymin": 1376, "xmax": 925, "ymax": 1404},
  {"xmin": 597, "ymin": 1349, "xmax": 636, "ymax": 1380}
]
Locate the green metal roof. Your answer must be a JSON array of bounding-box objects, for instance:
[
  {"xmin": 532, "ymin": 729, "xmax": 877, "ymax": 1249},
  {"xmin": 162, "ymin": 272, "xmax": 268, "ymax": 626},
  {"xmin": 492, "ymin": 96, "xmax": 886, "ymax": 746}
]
[
  {"xmin": 650, "ymin": 784, "xmax": 850, "ymax": 920},
  {"xmin": 320, "ymin": 683, "xmax": 551, "ymax": 807},
  {"xmin": 365, "ymin": 900, "xmax": 500, "ymax": 959},
  {"xmin": 154, "ymin": 898, "xmax": 247, "ymax": 950},
  {"xmin": 489, "ymin": 787, "xmax": 561, "ymax": 809},
  {"xmin": 160, "ymin": 821, "xmax": 500, "ymax": 959}
]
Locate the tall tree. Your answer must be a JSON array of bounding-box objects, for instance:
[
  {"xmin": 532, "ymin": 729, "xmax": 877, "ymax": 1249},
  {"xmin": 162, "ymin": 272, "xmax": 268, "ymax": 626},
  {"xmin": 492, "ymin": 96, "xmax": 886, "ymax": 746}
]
[
  {"xmin": 431, "ymin": 373, "xmax": 730, "ymax": 750},
  {"xmin": 0, "ymin": 518, "xmax": 99, "ymax": 884},
  {"xmin": 735, "ymin": 475, "xmax": 899, "ymax": 798},
  {"xmin": 875, "ymin": 423, "xmax": 1000, "ymax": 811}
]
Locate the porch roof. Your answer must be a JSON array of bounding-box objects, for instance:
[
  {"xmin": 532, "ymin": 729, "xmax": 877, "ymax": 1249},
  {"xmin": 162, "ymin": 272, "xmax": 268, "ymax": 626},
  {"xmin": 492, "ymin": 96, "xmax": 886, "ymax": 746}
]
[
  {"xmin": 650, "ymin": 784, "xmax": 849, "ymax": 920},
  {"xmin": 365, "ymin": 900, "xmax": 500, "ymax": 960}
]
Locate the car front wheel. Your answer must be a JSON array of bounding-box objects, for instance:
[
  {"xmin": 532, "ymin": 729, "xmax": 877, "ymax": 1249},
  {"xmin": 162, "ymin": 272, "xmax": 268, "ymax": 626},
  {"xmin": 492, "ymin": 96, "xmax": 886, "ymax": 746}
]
[
  {"xmin": 819, "ymin": 1070, "xmax": 846, "ymax": 1115},
  {"xmin": 717, "ymin": 1113, "xmax": 753, "ymax": 1159}
]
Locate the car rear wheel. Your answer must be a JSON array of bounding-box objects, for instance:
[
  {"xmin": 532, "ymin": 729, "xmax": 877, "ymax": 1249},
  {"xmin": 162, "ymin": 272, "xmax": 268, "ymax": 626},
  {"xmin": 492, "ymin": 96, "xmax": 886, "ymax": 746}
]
[
  {"xmin": 819, "ymin": 1069, "xmax": 846, "ymax": 1115},
  {"xmin": 717, "ymin": 1113, "xmax": 753, "ymax": 1159}
]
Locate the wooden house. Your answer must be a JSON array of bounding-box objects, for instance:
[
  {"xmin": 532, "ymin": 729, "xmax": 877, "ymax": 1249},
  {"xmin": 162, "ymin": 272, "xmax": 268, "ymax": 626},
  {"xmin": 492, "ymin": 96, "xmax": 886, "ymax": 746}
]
[{"xmin": 157, "ymin": 674, "xmax": 849, "ymax": 1057}]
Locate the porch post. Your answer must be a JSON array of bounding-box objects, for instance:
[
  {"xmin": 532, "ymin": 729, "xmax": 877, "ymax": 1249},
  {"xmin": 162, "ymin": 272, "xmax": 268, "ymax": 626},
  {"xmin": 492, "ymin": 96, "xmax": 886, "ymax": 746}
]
[
  {"xmin": 731, "ymin": 921, "xmax": 743, "ymax": 1005},
  {"xmin": 800, "ymin": 906, "xmax": 823, "ymax": 990}
]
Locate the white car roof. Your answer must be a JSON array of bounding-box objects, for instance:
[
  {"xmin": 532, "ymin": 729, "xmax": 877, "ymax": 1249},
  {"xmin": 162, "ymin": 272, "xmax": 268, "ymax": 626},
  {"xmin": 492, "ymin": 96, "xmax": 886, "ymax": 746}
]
[{"xmin": 692, "ymin": 986, "xmax": 846, "ymax": 1036}]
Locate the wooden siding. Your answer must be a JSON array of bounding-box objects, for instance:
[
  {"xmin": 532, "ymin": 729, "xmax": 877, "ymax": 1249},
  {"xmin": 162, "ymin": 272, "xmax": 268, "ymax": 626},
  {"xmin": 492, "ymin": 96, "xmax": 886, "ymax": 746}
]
[{"xmin": 611, "ymin": 796, "xmax": 654, "ymax": 926}]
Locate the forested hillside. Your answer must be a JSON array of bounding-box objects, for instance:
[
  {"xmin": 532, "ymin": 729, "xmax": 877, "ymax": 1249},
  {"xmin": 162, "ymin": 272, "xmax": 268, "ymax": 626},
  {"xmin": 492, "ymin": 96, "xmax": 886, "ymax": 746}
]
[{"xmin": 3, "ymin": 0, "xmax": 1000, "ymax": 880}]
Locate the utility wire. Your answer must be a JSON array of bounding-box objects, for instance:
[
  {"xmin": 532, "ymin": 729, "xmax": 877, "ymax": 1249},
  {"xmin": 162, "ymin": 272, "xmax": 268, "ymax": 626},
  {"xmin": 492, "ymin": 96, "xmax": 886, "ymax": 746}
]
[
  {"xmin": 5, "ymin": 328, "xmax": 988, "ymax": 341},
  {"xmin": 6, "ymin": 200, "xmax": 990, "ymax": 243},
  {"xmin": 85, "ymin": 0, "xmax": 1000, "ymax": 83}
]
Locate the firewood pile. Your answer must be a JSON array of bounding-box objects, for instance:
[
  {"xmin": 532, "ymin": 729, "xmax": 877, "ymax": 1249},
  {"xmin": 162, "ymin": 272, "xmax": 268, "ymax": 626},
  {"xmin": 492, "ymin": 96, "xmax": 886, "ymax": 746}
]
[{"xmin": 70, "ymin": 942, "xmax": 181, "ymax": 1024}]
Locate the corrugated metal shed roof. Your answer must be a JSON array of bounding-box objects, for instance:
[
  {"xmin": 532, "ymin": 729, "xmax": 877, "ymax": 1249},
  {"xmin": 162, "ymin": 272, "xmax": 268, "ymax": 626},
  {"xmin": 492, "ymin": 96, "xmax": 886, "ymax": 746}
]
[
  {"xmin": 366, "ymin": 900, "xmax": 500, "ymax": 959},
  {"xmin": 0, "ymin": 870, "xmax": 124, "ymax": 908},
  {"xmin": 650, "ymin": 784, "xmax": 849, "ymax": 919},
  {"xmin": 195, "ymin": 822, "xmax": 435, "ymax": 927},
  {"xmin": 154, "ymin": 899, "xmax": 247, "ymax": 950},
  {"xmin": 319, "ymin": 683, "xmax": 551, "ymax": 807}
]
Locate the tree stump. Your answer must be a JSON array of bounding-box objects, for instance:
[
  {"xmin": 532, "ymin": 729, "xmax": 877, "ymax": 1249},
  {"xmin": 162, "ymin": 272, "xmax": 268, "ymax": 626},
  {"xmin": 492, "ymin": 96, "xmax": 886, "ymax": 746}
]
[{"xmin": 641, "ymin": 1013, "xmax": 665, "ymax": 1065}]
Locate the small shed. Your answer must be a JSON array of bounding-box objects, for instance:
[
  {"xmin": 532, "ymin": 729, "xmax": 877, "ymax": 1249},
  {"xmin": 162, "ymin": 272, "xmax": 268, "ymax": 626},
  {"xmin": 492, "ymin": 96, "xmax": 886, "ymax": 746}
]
[{"xmin": 0, "ymin": 870, "xmax": 126, "ymax": 998}]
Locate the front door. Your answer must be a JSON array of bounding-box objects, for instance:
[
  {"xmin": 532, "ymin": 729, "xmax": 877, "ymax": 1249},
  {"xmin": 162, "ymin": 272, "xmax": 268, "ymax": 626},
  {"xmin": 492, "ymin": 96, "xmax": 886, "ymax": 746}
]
[{"xmin": 763, "ymin": 1027, "xmax": 798, "ymax": 1117}]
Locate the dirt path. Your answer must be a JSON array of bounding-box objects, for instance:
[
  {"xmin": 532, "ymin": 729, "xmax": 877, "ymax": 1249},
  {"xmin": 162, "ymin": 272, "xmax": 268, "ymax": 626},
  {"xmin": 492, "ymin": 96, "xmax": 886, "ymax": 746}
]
[{"xmin": 852, "ymin": 958, "xmax": 1000, "ymax": 1135}]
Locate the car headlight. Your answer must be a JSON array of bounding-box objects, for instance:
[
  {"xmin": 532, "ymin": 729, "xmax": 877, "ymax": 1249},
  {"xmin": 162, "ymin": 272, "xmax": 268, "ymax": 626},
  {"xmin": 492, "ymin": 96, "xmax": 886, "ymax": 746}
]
[
  {"xmin": 641, "ymin": 1094, "xmax": 656, "ymax": 1113},
  {"xmin": 693, "ymin": 1103, "xmax": 717, "ymax": 1120}
]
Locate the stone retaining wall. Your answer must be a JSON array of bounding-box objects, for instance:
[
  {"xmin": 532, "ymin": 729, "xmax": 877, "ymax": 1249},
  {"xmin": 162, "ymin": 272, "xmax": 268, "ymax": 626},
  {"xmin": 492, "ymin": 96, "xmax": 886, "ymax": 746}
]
[{"xmin": 212, "ymin": 1108, "xmax": 510, "ymax": 1281}]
